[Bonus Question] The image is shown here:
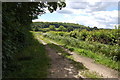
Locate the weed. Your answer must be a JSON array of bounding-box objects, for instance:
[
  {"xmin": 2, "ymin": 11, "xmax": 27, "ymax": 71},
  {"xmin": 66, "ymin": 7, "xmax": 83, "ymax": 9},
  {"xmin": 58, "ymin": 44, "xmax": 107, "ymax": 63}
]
[{"xmin": 81, "ymin": 70, "xmax": 102, "ymax": 78}]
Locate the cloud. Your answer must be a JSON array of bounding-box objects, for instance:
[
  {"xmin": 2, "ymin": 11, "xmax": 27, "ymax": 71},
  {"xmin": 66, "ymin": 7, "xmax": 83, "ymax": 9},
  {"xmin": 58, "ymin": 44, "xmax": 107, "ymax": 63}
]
[
  {"xmin": 75, "ymin": 10, "xmax": 118, "ymax": 29},
  {"xmin": 88, "ymin": 2, "xmax": 118, "ymax": 12},
  {"xmin": 33, "ymin": 0, "xmax": 118, "ymax": 29},
  {"xmin": 63, "ymin": 14, "xmax": 71, "ymax": 18},
  {"xmin": 61, "ymin": 1, "xmax": 118, "ymax": 29},
  {"xmin": 66, "ymin": 0, "xmax": 119, "ymax": 3},
  {"xmin": 69, "ymin": 2, "xmax": 88, "ymax": 9},
  {"xmin": 61, "ymin": 10, "xmax": 118, "ymax": 29},
  {"xmin": 57, "ymin": 8, "xmax": 73, "ymax": 14},
  {"xmin": 67, "ymin": 1, "xmax": 118, "ymax": 12},
  {"xmin": 92, "ymin": 10, "xmax": 118, "ymax": 25}
]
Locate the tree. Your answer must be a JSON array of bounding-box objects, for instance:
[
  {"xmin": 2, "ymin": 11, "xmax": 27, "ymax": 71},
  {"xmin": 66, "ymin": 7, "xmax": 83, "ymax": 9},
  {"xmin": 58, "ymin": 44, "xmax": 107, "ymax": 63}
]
[
  {"xmin": 58, "ymin": 25, "xmax": 66, "ymax": 31},
  {"xmin": 3, "ymin": 1, "xmax": 66, "ymax": 77},
  {"xmin": 67, "ymin": 27, "xmax": 74, "ymax": 32},
  {"xmin": 49, "ymin": 25, "xmax": 56, "ymax": 31},
  {"xmin": 93, "ymin": 26, "xmax": 98, "ymax": 30},
  {"xmin": 114, "ymin": 25, "xmax": 117, "ymax": 29}
]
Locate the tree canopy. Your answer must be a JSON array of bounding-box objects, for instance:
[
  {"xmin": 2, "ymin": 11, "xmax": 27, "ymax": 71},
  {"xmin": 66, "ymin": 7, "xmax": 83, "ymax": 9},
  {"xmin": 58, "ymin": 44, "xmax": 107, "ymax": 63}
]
[
  {"xmin": 2, "ymin": 1, "xmax": 66, "ymax": 77},
  {"xmin": 49, "ymin": 25, "xmax": 56, "ymax": 31},
  {"xmin": 58, "ymin": 25, "xmax": 67, "ymax": 31}
]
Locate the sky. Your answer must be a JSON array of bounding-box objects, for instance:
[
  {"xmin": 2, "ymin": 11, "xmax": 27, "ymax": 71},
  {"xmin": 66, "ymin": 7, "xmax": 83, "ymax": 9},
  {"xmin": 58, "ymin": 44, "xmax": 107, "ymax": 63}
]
[{"xmin": 32, "ymin": 0, "xmax": 119, "ymax": 29}]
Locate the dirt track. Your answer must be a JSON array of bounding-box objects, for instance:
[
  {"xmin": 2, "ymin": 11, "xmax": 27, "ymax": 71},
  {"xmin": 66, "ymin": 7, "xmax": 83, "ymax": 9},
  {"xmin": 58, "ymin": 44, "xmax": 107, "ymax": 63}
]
[
  {"xmin": 48, "ymin": 39, "xmax": 119, "ymax": 78},
  {"xmin": 38, "ymin": 39, "xmax": 83, "ymax": 78},
  {"xmin": 37, "ymin": 35, "xmax": 119, "ymax": 78}
]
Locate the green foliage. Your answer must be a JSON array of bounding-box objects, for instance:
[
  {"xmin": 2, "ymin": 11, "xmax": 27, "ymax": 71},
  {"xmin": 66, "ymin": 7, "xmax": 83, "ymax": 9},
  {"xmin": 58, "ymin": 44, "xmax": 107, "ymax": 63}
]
[
  {"xmin": 81, "ymin": 70, "xmax": 102, "ymax": 78},
  {"xmin": 93, "ymin": 26, "xmax": 98, "ymax": 30},
  {"xmin": 67, "ymin": 27, "xmax": 74, "ymax": 32},
  {"xmin": 69, "ymin": 29, "xmax": 118, "ymax": 45},
  {"xmin": 43, "ymin": 31, "xmax": 120, "ymax": 70},
  {"xmin": 5, "ymin": 32, "xmax": 50, "ymax": 78},
  {"xmin": 3, "ymin": 1, "xmax": 66, "ymax": 77},
  {"xmin": 68, "ymin": 47, "xmax": 74, "ymax": 52},
  {"xmin": 31, "ymin": 22, "xmax": 88, "ymax": 32},
  {"xmin": 46, "ymin": 31, "xmax": 119, "ymax": 60},
  {"xmin": 58, "ymin": 25, "xmax": 67, "ymax": 31},
  {"xmin": 31, "ymin": 25, "xmax": 40, "ymax": 31},
  {"xmin": 49, "ymin": 25, "xmax": 56, "ymax": 31},
  {"xmin": 75, "ymin": 48, "xmax": 119, "ymax": 70}
]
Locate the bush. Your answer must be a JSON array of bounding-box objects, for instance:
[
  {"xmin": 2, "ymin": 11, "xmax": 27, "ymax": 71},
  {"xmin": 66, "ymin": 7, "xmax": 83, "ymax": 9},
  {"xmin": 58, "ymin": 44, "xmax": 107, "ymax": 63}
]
[
  {"xmin": 68, "ymin": 47, "xmax": 74, "ymax": 52},
  {"xmin": 43, "ymin": 31, "xmax": 120, "ymax": 61}
]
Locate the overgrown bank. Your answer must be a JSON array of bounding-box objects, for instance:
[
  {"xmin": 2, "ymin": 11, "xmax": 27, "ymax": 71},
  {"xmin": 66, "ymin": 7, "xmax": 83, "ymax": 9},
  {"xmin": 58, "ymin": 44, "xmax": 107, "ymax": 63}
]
[
  {"xmin": 41, "ymin": 31, "xmax": 120, "ymax": 71},
  {"xmin": 4, "ymin": 32, "xmax": 50, "ymax": 78}
]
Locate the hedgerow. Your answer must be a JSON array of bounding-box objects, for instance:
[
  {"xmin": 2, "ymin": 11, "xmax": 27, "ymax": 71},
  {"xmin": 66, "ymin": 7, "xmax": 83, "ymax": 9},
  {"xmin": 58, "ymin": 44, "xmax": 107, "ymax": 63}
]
[{"xmin": 43, "ymin": 31, "xmax": 120, "ymax": 61}]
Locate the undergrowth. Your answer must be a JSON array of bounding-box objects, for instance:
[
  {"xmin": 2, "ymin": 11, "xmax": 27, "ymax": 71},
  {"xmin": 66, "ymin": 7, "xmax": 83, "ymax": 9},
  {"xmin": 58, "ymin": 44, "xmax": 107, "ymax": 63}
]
[
  {"xmin": 5, "ymin": 32, "xmax": 50, "ymax": 78},
  {"xmin": 42, "ymin": 32, "xmax": 119, "ymax": 71},
  {"xmin": 37, "ymin": 32, "xmax": 106, "ymax": 78}
]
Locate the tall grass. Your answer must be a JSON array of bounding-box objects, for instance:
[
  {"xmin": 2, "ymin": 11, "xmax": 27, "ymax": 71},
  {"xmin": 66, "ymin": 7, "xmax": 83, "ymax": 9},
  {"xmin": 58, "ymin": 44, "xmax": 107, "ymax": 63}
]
[
  {"xmin": 74, "ymin": 47, "xmax": 118, "ymax": 70},
  {"xmin": 42, "ymin": 31, "xmax": 119, "ymax": 71},
  {"xmin": 43, "ymin": 32, "xmax": 119, "ymax": 60}
]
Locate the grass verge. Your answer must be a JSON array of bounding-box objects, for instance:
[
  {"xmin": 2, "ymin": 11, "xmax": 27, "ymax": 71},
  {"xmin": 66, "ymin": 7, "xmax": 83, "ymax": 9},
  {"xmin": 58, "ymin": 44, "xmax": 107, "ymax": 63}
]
[
  {"xmin": 36, "ymin": 33, "xmax": 103, "ymax": 78},
  {"xmin": 47, "ymin": 43, "xmax": 102, "ymax": 78},
  {"xmin": 75, "ymin": 47, "xmax": 119, "ymax": 70},
  {"xmin": 6, "ymin": 32, "xmax": 50, "ymax": 78},
  {"xmin": 42, "ymin": 32, "xmax": 119, "ymax": 71},
  {"xmin": 65, "ymin": 45, "xmax": 119, "ymax": 71}
]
